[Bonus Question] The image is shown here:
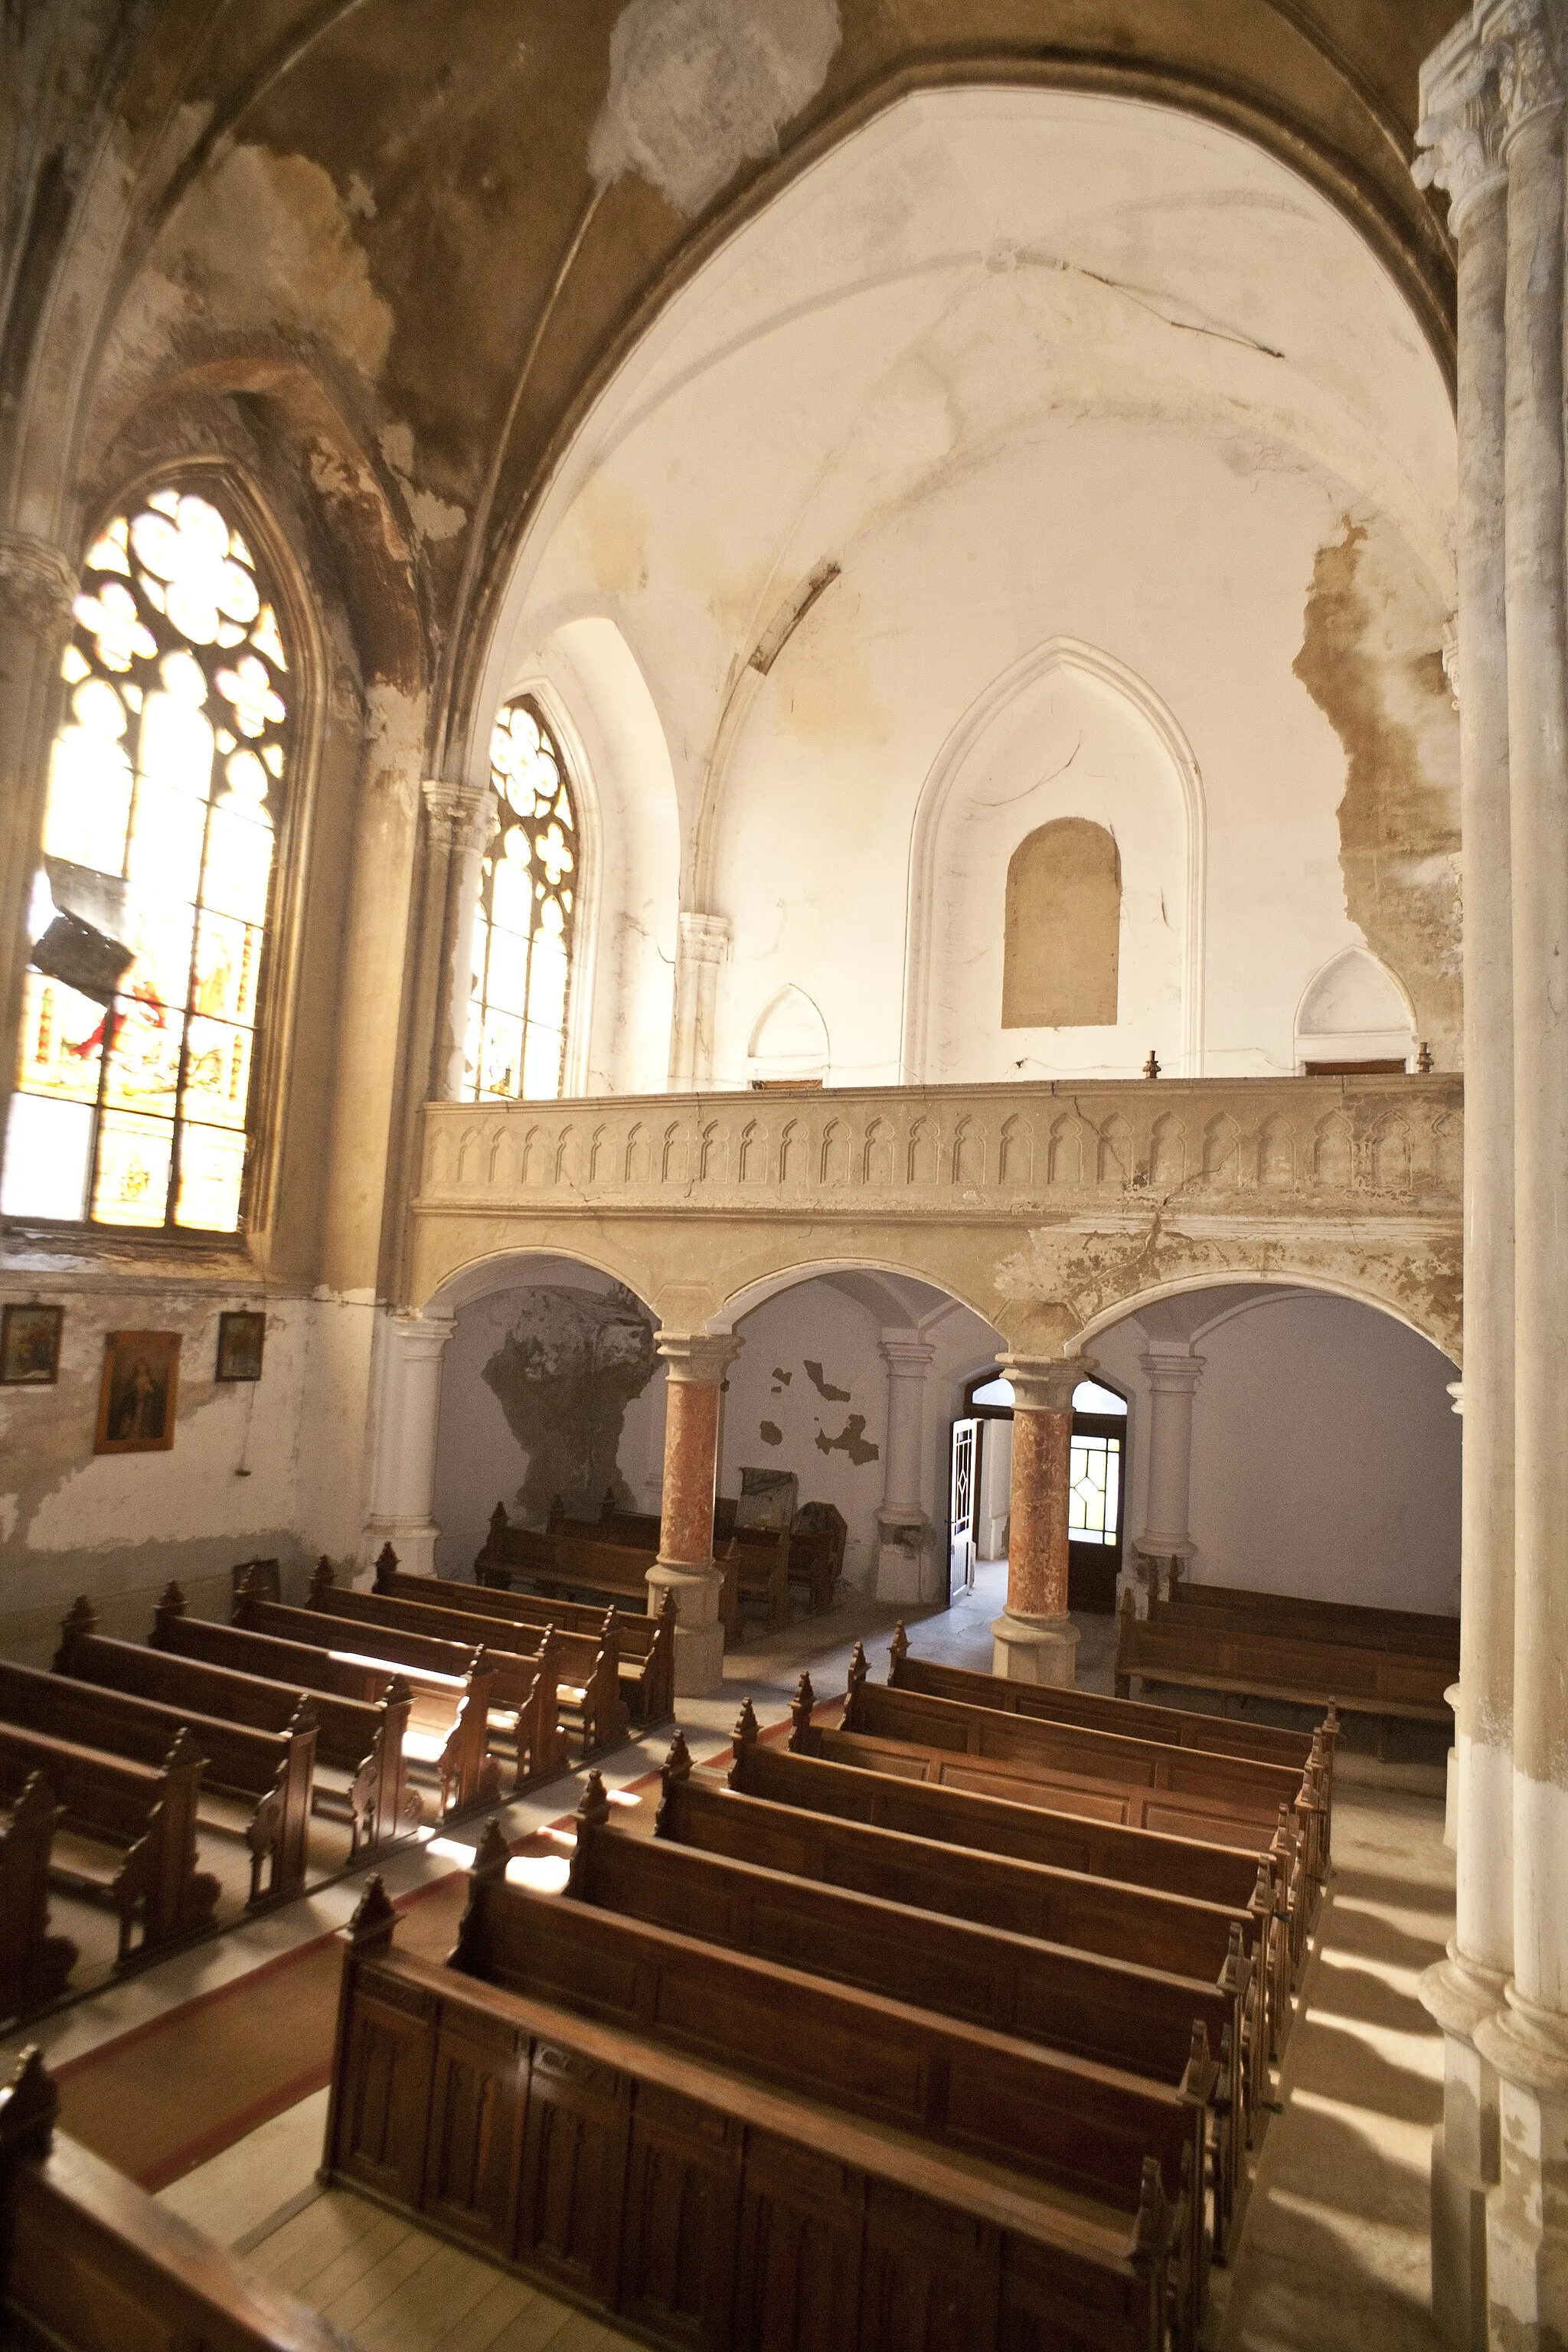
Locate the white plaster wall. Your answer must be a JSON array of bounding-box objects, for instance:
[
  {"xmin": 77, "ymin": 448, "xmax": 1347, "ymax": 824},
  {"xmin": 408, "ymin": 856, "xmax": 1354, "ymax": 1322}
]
[{"xmin": 0, "ymin": 1283, "xmax": 319, "ymax": 1662}]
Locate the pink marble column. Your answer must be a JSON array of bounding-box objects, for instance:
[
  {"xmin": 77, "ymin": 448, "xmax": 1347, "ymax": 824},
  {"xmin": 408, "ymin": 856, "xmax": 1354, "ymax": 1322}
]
[
  {"xmin": 649, "ymin": 1331, "xmax": 741, "ymax": 1695},
  {"xmin": 991, "ymin": 1355, "xmax": 1087, "ymax": 1685}
]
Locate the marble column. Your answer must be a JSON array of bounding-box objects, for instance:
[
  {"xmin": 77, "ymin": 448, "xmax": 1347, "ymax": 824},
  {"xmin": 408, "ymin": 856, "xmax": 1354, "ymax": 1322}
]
[
  {"xmin": 0, "ymin": 532, "xmax": 77, "ymax": 1152},
  {"xmin": 874, "ymin": 1331, "xmax": 936, "ymax": 1603},
  {"xmin": 422, "ymin": 780, "xmax": 498, "ymax": 1100},
  {"xmin": 362, "ymin": 1309, "xmax": 457, "ymax": 1576},
  {"xmin": 991, "ymin": 1354, "xmax": 1087, "ymax": 1685},
  {"xmin": 1416, "ymin": 21, "xmax": 1520, "ymax": 2338},
  {"xmin": 649, "ymin": 1331, "xmax": 742, "ymax": 1695},
  {"xmin": 667, "ymin": 913, "xmax": 730, "ymax": 1089},
  {"xmin": 1125, "ymin": 1345, "xmax": 1203, "ymax": 1614}
]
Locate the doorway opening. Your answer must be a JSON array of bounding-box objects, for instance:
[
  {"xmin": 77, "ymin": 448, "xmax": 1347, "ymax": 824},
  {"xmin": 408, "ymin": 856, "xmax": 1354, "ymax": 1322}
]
[{"xmin": 954, "ymin": 1369, "xmax": 1129, "ymax": 1611}]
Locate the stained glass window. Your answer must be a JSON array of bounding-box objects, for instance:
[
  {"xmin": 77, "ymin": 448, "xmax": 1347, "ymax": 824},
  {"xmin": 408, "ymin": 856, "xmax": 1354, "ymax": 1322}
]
[
  {"xmin": 465, "ymin": 697, "xmax": 577, "ymax": 1102},
  {"xmin": 2, "ymin": 486, "xmax": 291, "ymax": 1232}
]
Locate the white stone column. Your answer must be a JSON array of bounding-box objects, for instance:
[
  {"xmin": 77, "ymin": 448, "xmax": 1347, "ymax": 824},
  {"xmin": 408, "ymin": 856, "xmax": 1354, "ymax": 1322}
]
[
  {"xmin": 1123, "ymin": 1344, "xmax": 1203, "ymax": 1614},
  {"xmin": 667, "ymin": 912, "xmax": 730, "ymax": 1089},
  {"xmin": 874, "ymin": 1331, "xmax": 936, "ymax": 1602},
  {"xmin": 0, "ymin": 533, "xmax": 77, "ymax": 1151},
  {"xmin": 648, "ymin": 1331, "xmax": 743, "ymax": 1696},
  {"xmin": 362, "ymin": 1309, "xmax": 457, "ymax": 1576},
  {"xmin": 422, "ymin": 780, "xmax": 498, "ymax": 1101}
]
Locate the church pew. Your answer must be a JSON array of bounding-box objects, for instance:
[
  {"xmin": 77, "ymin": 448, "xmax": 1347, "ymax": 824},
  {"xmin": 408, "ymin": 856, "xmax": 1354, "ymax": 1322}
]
[
  {"xmin": 1116, "ymin": 1598, "xmax": 1456, "ymax": 1725},
  {"xmin": 306, "ymin": 1557, "xmax": 611, "ymax": 1762},
  {"xmin": 0, "ymin": 2049, "xmax": 350, "ymax": 2352},
  {"xmin": 1163, "ymin": 1581, "xmax": 1460, "ymax": 1661},
  {"xmin": 228, "ymin": 1589, "xmax": 511, "ymax": 1809},
  {"xmin": 659, "ymin": 1753, "xmax": 1275, "ymax": 2115},
  {"xmin": 446, "ymin": 1856, "xmax": 1212, "ymax": 2344},
  {"xmin": 730, "ymin": 1727, "xmax": 1294, "ymax": 2060},
  {"xmin": 888, "ymin": 1622, "xmax": 1338, "ymax": 1859},
  {"xmin": 564, "ymin": 1765, "xmax": 1246, "ymax": 2246},
  {"xmin": 0, "ymin": 1722, "xmax": 217, "ymax": 1965},
  {"xmin": 325, "ymin": 1882, "xmax": 1174, "ymax": 2352},
  {"xmin": 831, "ymin": 1651, "xmax": 1326, "ymax": 1895},
  {"xmin": 590, "ymin": 1491, "xmax": 794, "ymax": 1629},
  {"xmin": 782, "ymin": 1500, "xmax": 848, "ymax": 1613},
  {"xmin": 374, "ymin": 1545, "xmax": 677, "ymax": 1726},
  {"xmin": 0, "ymin": 1653, "xmax": 314, "ymax": 1906},
  {"xmin": 77, "ymin": 1602, "xmax": 407, "ymax": 1855},
  {"xmin": 0, "ymin": 1777, "xmax": 77, "ymax": 2020},
  {"xmin": 478, "ymin": 1499, "xmax": 743, "ymax": 1642}
]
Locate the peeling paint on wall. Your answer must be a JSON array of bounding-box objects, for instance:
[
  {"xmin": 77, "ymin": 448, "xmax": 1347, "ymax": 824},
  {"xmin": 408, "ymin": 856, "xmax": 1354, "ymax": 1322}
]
[
  {"xmin": 1292, "ymin": 517, "xmax": 1461, "ymax": 1061},
  {"xmin": 759, "ymin": 1419, "xmax": 783, "ymax": 1445},
  {"xmin": 815, "ymin": 1413, "xmax": 879, "ymax": 1465},
  {"xmin": 802, "ymin": 1358, "xmax": 850, "ymax": 1401},
  {"xmin": 589, "ymin": 0, "xmax": 841, "ymax": 216},
  {"xmin": 481, "ymin": 1285, "xmax": 658, "ymax": 1523}
]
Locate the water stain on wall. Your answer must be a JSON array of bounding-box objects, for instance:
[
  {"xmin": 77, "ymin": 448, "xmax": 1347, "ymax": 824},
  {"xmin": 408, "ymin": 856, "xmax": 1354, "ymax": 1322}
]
[
  {"xmin": 482, "ymin": 1285, "xmax": 658, "ymax": 1524},
  {"xmin": 1292, "ymin": 516, "xmax": 1461, "ymax": 1060}
]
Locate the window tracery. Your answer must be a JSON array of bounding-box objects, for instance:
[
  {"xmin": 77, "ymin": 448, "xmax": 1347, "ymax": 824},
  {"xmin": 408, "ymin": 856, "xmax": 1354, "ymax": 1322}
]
[
  {"xmin": 2, "ymin": 485, "xmax": 292, "ymax": 1232},
  {"xmin": 465, "ymin": 696, "xmax": 577, "ymax": 1102}
]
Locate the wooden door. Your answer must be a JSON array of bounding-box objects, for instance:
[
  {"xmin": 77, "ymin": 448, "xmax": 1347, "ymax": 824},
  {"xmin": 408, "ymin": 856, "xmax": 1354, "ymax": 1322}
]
[
  {"xmin": 949, "ymin": 1421, "xmax": 977, "ymax": 1596},
  {"xmin": 1066, "ymin": 1413, "xmax": 1124, "ymax": 1614}
]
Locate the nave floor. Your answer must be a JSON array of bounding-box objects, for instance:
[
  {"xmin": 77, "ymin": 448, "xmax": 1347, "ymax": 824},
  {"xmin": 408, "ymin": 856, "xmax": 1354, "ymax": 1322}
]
[{"xmin": 2, "ymin": 1574, "xmax": 1453, "ymax": 2350}]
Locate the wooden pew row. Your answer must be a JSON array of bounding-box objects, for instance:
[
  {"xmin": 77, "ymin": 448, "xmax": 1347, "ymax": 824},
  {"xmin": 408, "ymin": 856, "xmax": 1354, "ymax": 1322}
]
[
  {"xmin": 70, "ymin": 1602, "xmax": 407, "ymax": 1856},
  {"xmin": 827, "ymin": 1655, "xmax": 1335, "ymax": 1909},
  {"xmin": 476, "ymin": 1499, "xmax": 743, "ymax": 1643},
  {"xmin": 224, "ymin": 1590, "xmax": 507, "ymax": 1811},
  {"xmin": 326, "ymin": 1881, "xmax": 1174, "ymax": 2352},
  {"xmin": 0, "ymin": 1777, "xmax": 77, "ymax": 2022},
  {"xmin": 0, "ymin": 2049, "xmax": 349, "ymax": 2352},
  {"xmin": 729, "ymin": 1729, "xmax": 1292, "ymax": 2066},
  {"xmin": 0, "ymin": 1721, "xmax": 217, "ymax": 1965},
  {"xmin": 1116, "ymin": 1599, "xmax": 1456, "ymax": 1726},
  {"xmin": 443, "ymin": 1864, "xmax": 1211, "ymax": 2347},
  {"xmin": 0, "ymin": 1655, "xmax": 314, "ymax": 1906},
  {"xmin": 1164, "ymin": 1581, "xmax": 1460, "ymax": 1661},
  {"xmin": 306, "ymin": 1557, "xmax": 621, "ymax": 1761},
  {"xmin": 373, "ymin": 1544, "xmax": 677, "ymax": 1726},
  {"xmin": 659, "ymin": 1754, "xmax": 1273, "ymax": 2122},
  {"xmin": 569, "ymin": 1757, "xmax": 1246, "ymax": 2247},
  {"xmin": 593, "ymin": 1501, "xmax": 793, "ymax": 1630},
  {"xmin": 888, "ymin": 1624, "xmax": 1339, "ymax": 1861}
]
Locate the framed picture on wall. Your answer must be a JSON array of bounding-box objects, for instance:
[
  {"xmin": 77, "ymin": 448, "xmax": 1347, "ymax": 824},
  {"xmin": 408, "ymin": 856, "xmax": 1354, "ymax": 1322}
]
[
  {"xmin": 0, "ymin": 1303, "xmax": 64, "ymax": 1386},
  {"xmin": 95, "ymin": 1330, "xmax": 180, "ymax": 1454},
  {"xmin": 216, "ymin": 1311, "xmax": 266, "ymax": 1382}
]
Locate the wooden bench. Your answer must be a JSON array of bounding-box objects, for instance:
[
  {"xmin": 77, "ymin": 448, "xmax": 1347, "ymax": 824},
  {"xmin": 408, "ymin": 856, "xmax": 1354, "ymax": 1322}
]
[
  {"xmin": 77, "ymin": 1599, "xmax": 407, "ymax": 1857},
  {"xmin": 443, "ymin": 1860, "xmax": 1210, "ymax": 2344},
  {"xmin": 308, "ymin": 1557, "xmax": 610, "ymax": 1762},
  {"xmin": 1165, "ymin": 1581, "xmax": 1460, "ymax": 1661},
  {"xmin": 1116, "ymin": 1595, "xmax": 1457, "ymax": 1727},
  {"xmin": 0, "ymin": 2049, "xmax": 350, "ymax": 2352},
  {"xmin": 0, "ymin": 1653, "xmax": 314, "ymax": 1906},
  {"xmin": 889, "ymin": 1622, "xmax": 1339, "ymax": 1860},
  {"xmin": 658, "ymin": 1748, "xmax": 1275, "ymax": 2113},
  {"xmin": 786, "ymin": 1500, "xmax": 848, "ymax": 1613},
  {"xmin": 596, "ymin": 1494, "xmax": 794, "ymax": 1629},
  {"xmin": 325, "ymin": 1881, "xmax": 1173, "ymax": 2352},
  {"xmin": 228, "ymin": 1589, "xmax": 510, "ymax": 1811},
  {"xmin": 831, "ymin": 1651, "xmax": 1327, "ymax": 1896},
  {"xmin": 566, "ymin": 1764, "xmax": 1246, "ymax": 2249},
  {"xmin": 0, "ymin": 1777, "xmax": 77, "ymax": 2021},
  {"xmin": 0, "ymin": 1721, "xmax": 217, "ymax": 1965},
  {"xmin": 374, "ymin": 1545, "xmax": 676, "ymax": 1726},
  {"xmin": 480, "ymin": 1501, "xmax": 742, "ymax": 1643}
]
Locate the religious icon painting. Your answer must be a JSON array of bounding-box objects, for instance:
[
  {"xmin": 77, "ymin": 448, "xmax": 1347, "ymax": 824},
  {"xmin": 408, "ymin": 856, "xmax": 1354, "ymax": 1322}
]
[
  {"xmin": 215, "ymin": 1309, "xmax": 266, "ymax": 1382},
  {"xmin": 94, "ymin": 1328, "xmax": 180, "ymax": 1453},
  {"xmin": 0, "ymin": 1302, "xmax": 64, "ymax": 1385}
]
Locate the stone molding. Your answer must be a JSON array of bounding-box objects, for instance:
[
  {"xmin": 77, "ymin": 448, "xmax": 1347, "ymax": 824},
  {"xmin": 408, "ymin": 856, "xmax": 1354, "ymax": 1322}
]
[
  {"xmin": 0, "ymin": 531, "xmax": 77, "ymax": 637},
  {"xmin": 385, "ymin": 1307, "xmax": 458, "ymax": 1362},
  {"xmin": 997, "ymin": 1353, "xmax": 1093, "ymax": 1416},
  {"xmin": 655, "ymin": 1330, "xmax": 742, "ymax": 1387},
  {"xmin": 1138, "ymin": 1345, "xmax": 1205, "ymax": 1393},
  {"xmin": 421, "ymin": 779, "xmax": 498, "ymax": 857},
  {"xmin": 1424, "ymin": 1944, "xmax": 1511, "ymax": 2042},
  {"xmin": 677, "ymin": 910, "xmax": 732, "ymax": 967},
  {"xmin": 879, "ymin": 1333, "xmax": 936, "ymax": 1378},
  {"xmin": 1476, "ymin": 1978, "xmax": 1568, "ymax": 2096}
]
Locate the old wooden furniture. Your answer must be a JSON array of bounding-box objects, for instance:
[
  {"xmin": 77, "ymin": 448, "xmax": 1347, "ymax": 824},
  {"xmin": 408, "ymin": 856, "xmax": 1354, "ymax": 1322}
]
[
  {"xmin": 0, "ymin": 1777, "xmax": 77, "ymax": 2021},
  {"xmin": 1116, "ymin": 1590, "xmax": 1456, "ymax": 1726}
]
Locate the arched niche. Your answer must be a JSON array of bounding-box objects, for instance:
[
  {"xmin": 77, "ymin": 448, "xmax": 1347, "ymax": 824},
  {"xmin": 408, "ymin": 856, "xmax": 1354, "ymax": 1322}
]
[
  {"xmin": 1294, "ymin": 946, "xmax": 1415, "ymax": 1072},
  {"xmin": 905, "ymin": 638, "xmax": 1204, "ymax": 1082},
  {"xmin": 1003, "ymin": 817, "xmax": 1122, "ymax": 1029},
  {"xmin": 748, "ymin": 984, "xmax": 830, "ymax": 1086}
]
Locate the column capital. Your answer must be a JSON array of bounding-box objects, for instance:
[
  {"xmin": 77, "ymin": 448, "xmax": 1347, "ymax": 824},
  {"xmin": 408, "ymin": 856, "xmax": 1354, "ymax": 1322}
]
[
  {"xmin": 677, "ymin": 910, "xmax": 731, "ymax": 967},
  {"xmin": 386, "ymin": 1307, "xmax": 458, "ymax": 1361},
  {"xmin": 422, "ymin": 778, "xmax": 498, "ymax": 856},
  {"xmin": 879, "ymin": 1331, "xmax": 936, "ymax": 1377},
  {"xmin": 998, "ymin": 1351, "xmax": 1093, "ymax": 1414},
  {"xmin": 1415, "ymin": 17, "xmax": 1511, "ymax": 229},
  {"xmin": 1493, "ymin": 0, "xmax": 1566, "ymax": 143},
  {"xmin": 1138, "ymin": 1344, "xmax": 1205, "ymax": 1394},
  {"xmin": 0, "ymin": 531, "xmax": 77, "ymax": 636},
  {"xmin": 656, "ymin": 1330, "xmax": 742, "ymax": 1386}
]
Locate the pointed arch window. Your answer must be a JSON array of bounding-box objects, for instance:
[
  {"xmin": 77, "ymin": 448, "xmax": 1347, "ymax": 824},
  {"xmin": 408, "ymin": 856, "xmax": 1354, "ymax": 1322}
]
[
  {"xmin": 465, "ymin": 695, "xmax": 577, "ymax": 1102},
  {"xmin": 2, "ymin": 485, "xmax": 292, "ymax": 1232}
]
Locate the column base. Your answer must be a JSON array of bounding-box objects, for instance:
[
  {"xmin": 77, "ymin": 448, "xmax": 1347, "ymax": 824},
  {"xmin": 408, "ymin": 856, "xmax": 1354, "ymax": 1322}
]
[
  {"xmin": 647, "ymin": 1560, "xmax": 725, "ymax": 1697},
  {"xmin": 989, "ymin": 1610, "xmax": 1080, "ymax": 1686},
  {"xmin": 1423, "ymin": 1950, "xmax": 1507, "ymax": 2350},
  {"xmin": 1117, "ymin": 1540, "xmax": 1193, "ymax": 1619},
  {"xmin": 874, "ymin": 1510, "xmax": 930, "ymax": 1604},
  {"xmin": 1475, "ymin": 1987, "xmax": 1568, "ymax": 2350},
  {"xmin": 361, "ymin": 1519, "xmax": 438, "ymax": 1581}
]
